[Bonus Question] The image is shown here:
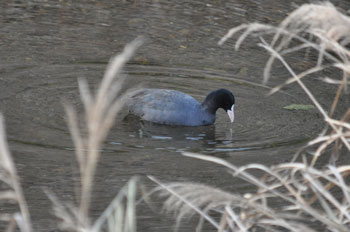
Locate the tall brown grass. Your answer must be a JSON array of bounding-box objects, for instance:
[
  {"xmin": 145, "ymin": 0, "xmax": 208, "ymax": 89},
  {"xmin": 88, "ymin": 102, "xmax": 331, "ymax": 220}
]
[
  {"xmin": 1, "ymin": 2, "xmax": 350, "ymax": 232},
  {"xmin": 0, "ymin": 38, "xmax": 143, "ymax": 232},
  {"xmin": 0, "ymin": 115, "xmax": 32, "ymax": 232},
  {"xmin": 50, "ymin": 37, "xmax": 143, "ymax": 232},
  {"xmin": 153, "ymin": 2, "xmax": 350, "ymax": 231}
]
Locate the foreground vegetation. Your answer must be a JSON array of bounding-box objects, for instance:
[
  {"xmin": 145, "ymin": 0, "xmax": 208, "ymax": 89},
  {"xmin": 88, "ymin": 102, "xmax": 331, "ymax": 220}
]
[
  {"xmin": 155, "ymin": 2, "xmax": 350, "ymax": 232},
  {"xmin": 0, "ymin": 2, "xmax": 349, "ymax": 232},
  {"xmin": 0, "ymin": 38, "xmax": 143, "ymax": 232}
]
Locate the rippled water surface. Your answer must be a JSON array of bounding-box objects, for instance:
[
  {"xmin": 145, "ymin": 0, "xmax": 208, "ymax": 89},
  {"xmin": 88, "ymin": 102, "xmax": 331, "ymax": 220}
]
[{"xmin": 1, "ymin": 0, "xmax": 349, "ymax": 231}]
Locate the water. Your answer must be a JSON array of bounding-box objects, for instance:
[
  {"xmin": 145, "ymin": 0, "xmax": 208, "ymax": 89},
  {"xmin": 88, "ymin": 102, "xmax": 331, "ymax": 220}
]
[{"xmin": 0, "ymin": 0, "xmax": 349, "ymax": 231}]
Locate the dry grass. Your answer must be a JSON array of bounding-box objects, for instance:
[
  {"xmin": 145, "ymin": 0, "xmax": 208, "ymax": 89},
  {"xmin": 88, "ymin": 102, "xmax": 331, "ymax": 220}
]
[
  {"xmin": 46, "ymin": 176, "xmax": 138, "ymax": 232},
  {"xmin": 153, "ymin": 148, "xmax": 350, "ymax": 231},
  {"xmin": 0, "ymin": 38, "xmax": 143, "ymax": 232},
  {"xmin": 51, "ymin": 37, "xmax": 143, "ymax": 231},
  {"xmin": 219, "ymin": 2, "xmax": 350, "ymax": 81},
  {"xmin": 152, "ymin": 152, "xmax": 350, "ymax": 231},
  {"xmin": 0, "ymin": 115, "xmax": 32, "ymax": 232},
  {"xmin": 153, "ymin": 2, "xmax": 350, "ymax": 232},
  {"xmin": 1, "ymin": 2, "xmax": 350, "ymax": 232},
  {"xmin": 221, "ymin": 1, "xmax": 350, "ymax": 168},
  {"xmin": 64, "ymin": 37, "xmax": 142, "ymax": 218}
]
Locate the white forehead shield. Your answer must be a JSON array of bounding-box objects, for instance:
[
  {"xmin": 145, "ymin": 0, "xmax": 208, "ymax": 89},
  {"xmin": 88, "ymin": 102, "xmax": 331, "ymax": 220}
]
[{"xmin": 227, "ymin": 104, "xmax": 234, "ymax": 122}]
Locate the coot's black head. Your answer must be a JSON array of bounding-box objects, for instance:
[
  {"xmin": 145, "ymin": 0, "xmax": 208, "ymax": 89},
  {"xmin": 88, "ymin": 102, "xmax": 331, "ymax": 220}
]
[
  {"xmin": 203, "ymin": 89, "xmax": 235, "ymax": 112},
  {"xmin": 202, "ymin": 89, "xmax": 235, "ymax": 123}
]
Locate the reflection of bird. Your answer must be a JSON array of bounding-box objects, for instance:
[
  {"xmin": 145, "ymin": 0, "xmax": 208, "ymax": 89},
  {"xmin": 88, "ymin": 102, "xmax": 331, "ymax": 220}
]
[{"xmin": 126, "ymin": 88, "xmax": 235, "ymax": 126}]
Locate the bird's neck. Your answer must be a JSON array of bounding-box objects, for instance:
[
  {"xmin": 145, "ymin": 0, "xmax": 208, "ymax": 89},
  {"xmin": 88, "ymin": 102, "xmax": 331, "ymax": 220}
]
[{"xmin": 202, "ymin": 100, "xmax": 218, "ymax": 114}]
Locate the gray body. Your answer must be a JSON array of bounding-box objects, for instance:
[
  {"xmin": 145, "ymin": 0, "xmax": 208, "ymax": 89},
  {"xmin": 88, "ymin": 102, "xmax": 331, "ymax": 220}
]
[{"xmin": 126, "ymin": 89, "xmax": 215, "ymax": 126}]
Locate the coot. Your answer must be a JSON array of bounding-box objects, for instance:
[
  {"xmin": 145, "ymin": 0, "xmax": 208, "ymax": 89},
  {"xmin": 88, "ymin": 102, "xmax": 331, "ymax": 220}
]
[{"xmin": 126, "ymin": 88, "xmax": 235, "ymax": 126}]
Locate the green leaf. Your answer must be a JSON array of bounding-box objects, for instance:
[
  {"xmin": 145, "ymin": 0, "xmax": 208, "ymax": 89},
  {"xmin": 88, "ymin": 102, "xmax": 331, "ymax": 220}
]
[{"xmin": 283, "ymin": 104, "xmax": 315, "ymax": 110}]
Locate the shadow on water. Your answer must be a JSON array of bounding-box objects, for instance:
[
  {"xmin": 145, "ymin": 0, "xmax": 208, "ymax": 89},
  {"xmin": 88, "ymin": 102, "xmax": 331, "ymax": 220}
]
[{"xmin": 1, "ymin": 0, "xmax": 349, "ymax": 231}]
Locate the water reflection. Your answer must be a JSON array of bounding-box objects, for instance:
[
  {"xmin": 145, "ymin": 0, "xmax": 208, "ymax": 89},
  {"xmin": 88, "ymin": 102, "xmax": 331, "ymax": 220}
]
[{"xmin": 117, "ymin": 114, "xmax": 217, "ymax": 152}]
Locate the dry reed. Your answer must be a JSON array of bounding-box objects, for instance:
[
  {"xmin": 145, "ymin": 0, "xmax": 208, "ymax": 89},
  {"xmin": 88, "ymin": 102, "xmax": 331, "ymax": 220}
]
[
  {"xmin": 153, "ymin": 2, "xmax": 350, "ymax": 231},
  {"xmin": 0, "ymin": 38, "xmax": 143, "ymax": 232},
  {"xmin": 51, "ymin": 37, "xmax": 143, "ymax": 231},
  {"xmin": 0, "ymin": 115, "xmax": 32, "ymax": 232}
]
